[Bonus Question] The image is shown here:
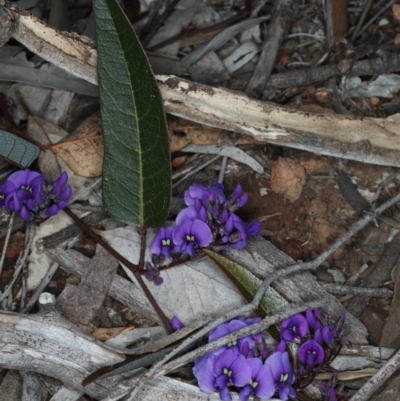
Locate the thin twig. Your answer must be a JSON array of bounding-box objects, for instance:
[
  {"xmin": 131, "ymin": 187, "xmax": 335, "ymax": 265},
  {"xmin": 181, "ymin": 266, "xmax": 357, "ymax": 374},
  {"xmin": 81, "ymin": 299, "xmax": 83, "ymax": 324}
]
[
  {"xmin": 218, "ymin": 156, "xmax": 228, "ymax": 184},
  {"xmin": 0, "ymin": 221, "xmax": 36, "ymax": 304},
  {"xmin": 141, "ymin": 0, "xmax": 181, "ymax": 48},
  {"xmin": 125, "ymin": 301, "xmax": 322, "ymax": 400},
  {"xmin": 22, "ymin": 262, "xmax": 59, "ymax": 313},
  {"xmin": 320, "ymin": 282, "xmax": 393, "ymax": 298},
  {"xmin": 0, "ymin": 211, "xmax": 15, "ymax": 276},
  {"xmin": 353, "ymin": 0, "xmax": 398, "ymax": 40},
  {"xmin": 125, "ymin": 190, "xmax": 400, "ymax": 398},
  {"xmin": 252, "ymin": 190, "xmax": 400, "ymax": 307},
  {"xmin": 172, "ymin": 155, "xmax": 221, "ymax": 188},
  {"xmin": 349, "ymin": 347, "xmax": 400, "ymax": 401},
  {"xmin": 351, "ymin": 0, "xmax": 373, "ymax": 41}
]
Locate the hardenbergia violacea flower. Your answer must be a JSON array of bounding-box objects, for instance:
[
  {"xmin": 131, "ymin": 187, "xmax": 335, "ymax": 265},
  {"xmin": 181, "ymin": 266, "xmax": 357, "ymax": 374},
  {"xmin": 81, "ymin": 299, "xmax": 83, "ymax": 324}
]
[{"xmin": 0, "ymin": 169, "xmax": 72, "ymax": 221}]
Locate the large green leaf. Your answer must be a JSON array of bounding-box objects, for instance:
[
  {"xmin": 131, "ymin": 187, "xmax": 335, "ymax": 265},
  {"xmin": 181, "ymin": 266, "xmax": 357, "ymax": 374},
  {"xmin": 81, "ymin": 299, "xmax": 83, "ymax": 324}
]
[
  {"xmin": 203, "ymin": 249, "xmax": 289, "ymax": 317},
  {"xmin": 93, "ymin": 0, "xmax": 171, "ymax": 227},
  {"xmin": 0, "ymin": 130, "xmax": 40, "ymax": 167}
]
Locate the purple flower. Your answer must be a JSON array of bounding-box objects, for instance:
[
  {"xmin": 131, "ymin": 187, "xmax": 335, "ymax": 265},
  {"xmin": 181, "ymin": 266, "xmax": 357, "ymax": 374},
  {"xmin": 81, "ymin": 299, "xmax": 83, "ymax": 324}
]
[
  {"xmin": 264, "ymin": 352, "xmax": 296, "ymax": 401},
  {"xmin": 275, "ymin": 340, "xmax": 287, "ymax": 353},
  {"xmin": 280, "ymin": 313, "xmax": 308, "ymax": 343},
  {"xmin": 306, "ymin": 307, "xmax": 322, "ymax": 329},
  {"xmin": 150, "ymin": 227, "xmax": 175, "ymax": 258},
  {"xmin": 173, "ymin": 219, "xmax": 213, "ymax": 257},
  {"xmin": 0, "ymin": 180, "xmax": 14, "ymax": 208},
  {"xmin": 184, "ymin": 183, "xmax": 225, "ymax": 207},
  {"xmin": 246, "ymin": 221, "xmax": 261, "ymax": 237},
  {"xmin": 195, "ymin": 353, "xmax": 218, "ymax": 393},
  {"xmin": 3, "ymin": 170, "xmax": 72, "ymax": 220},
  {"xmin": 43, "ymin": 171, "xmax": 72, "ymax": 216},
  {"xmin": 320, "ymin": 373, "xmax": 344, "ymax": 401},
  {"xmin": 214, "ymin": 350, "xmax": 252, "ymax": 400},
  {"xmin": 222, "ymin": 213, "xmax": 248, "ymax": 249},
  {"xmin": 209, "ymin": 318, "xmax": 257, "ymax": 356},
  {"xmin": 194, "ymin": 349, "xmax": 251, "ymax": 401},
  {"xmin": 239, "ymin": 357, "xmax": 275, "ymax": 401},
  {"xmin": 5, "ymin": 170, "xmax": 44, "ymax": 219},
  {"xmin": 171, "ymin": 316, "xmax": 184, "ymax": 331},
  {"xmin": 144, "ymin": 262, "xmax": 163, "ymax": 285},
  {"xmin": 226, "ymin": 183, "xmax": 248, "ymax": 211},
  {"xmin": 298, "ymin": 339, "xmax": 325, "ymax": 366},
  {"xmin": 176, "ymin": 201, "xmax": 208, "ymax": 225}
]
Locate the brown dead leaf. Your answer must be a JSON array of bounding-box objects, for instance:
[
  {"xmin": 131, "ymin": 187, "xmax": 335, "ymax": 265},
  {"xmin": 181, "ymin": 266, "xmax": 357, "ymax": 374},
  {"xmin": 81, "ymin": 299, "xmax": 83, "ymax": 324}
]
[
  {"xmin": 91, "ymin": 327, "xmax": 133, "ymax": 342},
  {"xmin": 50, "ymin": 111, "xmax": 104, "ymax": 177},
  {"xmin": 27, "ymin": 115, "xmax": 68, "ymax": 180},
  {"xmin": 167, "ymin": 115, "xmax": 260, "ymax": 152},
  {"xmin": 270, "ymin": 157, "xmax": 306, "ymax": 202}
]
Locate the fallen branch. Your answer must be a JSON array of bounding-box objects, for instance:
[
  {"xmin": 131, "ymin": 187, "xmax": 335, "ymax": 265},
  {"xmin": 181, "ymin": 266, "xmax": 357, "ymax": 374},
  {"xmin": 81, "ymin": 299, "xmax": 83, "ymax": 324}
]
[{"xmin": 2, "ymin": 1, "xmax": 400, "ymax": 166}]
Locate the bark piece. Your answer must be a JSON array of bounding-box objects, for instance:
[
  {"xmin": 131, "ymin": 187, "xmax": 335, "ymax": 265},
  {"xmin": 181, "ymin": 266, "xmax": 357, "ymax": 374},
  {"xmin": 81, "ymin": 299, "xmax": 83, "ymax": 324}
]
[
  {"xmin": 48, "ymin": 249, "xmax": 160, "ymax": 324},
  {"xmin": 188, "ymin": 51, "xmax": 230, "ymax": 85},
  {"xmin": 0, "ymin": 370, "xmax": 22, "ymax": 401},
  {"xmin": 20, "ymin": 372, "xmax": 44, "ymax": 401},
  {"xmin": 57, "ymin": 245, "xmax": 119, "ymax": 325}
]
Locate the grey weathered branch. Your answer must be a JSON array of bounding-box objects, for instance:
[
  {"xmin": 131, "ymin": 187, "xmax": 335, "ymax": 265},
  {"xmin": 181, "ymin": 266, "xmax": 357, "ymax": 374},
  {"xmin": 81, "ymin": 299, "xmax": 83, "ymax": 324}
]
[
  {"xmin": 0, "ymin": 310, "xmax": 235, "ymax": 400},
  {"xmin": 2, "ymin": 1, "xmax": 400, "ymax": 166}
]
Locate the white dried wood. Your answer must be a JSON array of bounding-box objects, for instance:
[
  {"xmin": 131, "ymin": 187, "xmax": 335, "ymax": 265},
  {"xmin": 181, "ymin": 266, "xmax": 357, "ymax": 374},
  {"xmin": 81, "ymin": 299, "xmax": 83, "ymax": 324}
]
[
  {"xmin": 2, "ymin": 3, "xmax": 400, "ymax": 166},
  {"xmin": 48, "ymin": 387, "xmax": 82, "ymax": 401}
]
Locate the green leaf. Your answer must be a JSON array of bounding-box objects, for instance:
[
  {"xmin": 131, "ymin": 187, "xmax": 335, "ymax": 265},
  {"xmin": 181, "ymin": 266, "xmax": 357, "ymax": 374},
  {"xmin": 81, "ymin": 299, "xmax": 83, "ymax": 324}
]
[
  {"xmin": 203, "ymin": 249, "xmax": 289, "ymax": 318},
  {"xmin": 0, "ymin": 130, "xmax": 40, "ymax": 167},
  {"xmin": 93, "ymin": 0, "xmax": 171, "ymax": 227}
]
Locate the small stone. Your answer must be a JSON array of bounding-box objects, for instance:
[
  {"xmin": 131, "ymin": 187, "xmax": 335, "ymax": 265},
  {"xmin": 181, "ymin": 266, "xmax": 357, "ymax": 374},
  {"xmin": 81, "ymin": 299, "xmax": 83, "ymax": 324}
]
[{"xmin": 270, "ymin": 157, "xmax": 306, "ymax": 202}]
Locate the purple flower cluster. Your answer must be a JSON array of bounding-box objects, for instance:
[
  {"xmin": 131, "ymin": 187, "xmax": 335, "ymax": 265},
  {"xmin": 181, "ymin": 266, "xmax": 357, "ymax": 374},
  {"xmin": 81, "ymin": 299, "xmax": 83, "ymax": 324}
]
[
  {"xmin": 278, "ymin": 308, "xmax": 346, "ymax": 371},
  {"xmin": 193, "ymin": 310, "xmax": 347, "ymax": 401},
  {"xmin": 193, "ymin": 317, "xmax": 295, "ymax": 401},
  {"xmin": 146, "ymin": 182, "xmax": 261, "ymax": 284},
  {"xmin": 0, "ymin": 169, "xmax": 72, "ymax": 221}
]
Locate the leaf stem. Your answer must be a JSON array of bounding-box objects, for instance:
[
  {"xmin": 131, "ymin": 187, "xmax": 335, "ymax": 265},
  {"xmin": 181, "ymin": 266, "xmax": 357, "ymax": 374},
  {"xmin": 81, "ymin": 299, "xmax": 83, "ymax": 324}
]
[{"xmin": 64, "ymin": 207, "xmax": 172, "ymax": 332}]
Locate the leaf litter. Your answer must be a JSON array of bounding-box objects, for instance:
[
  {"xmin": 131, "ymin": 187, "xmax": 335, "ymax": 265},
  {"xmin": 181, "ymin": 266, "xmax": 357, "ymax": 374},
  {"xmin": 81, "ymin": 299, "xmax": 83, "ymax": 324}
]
[{"xmin": 2, "ymin": 0, "xmax": 400, "ymax": 400}]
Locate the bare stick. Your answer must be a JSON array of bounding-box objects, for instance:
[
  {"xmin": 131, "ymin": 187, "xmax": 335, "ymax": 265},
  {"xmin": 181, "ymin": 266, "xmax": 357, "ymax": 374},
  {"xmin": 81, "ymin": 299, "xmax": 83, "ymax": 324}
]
[
  {"xmin": 349, "ymin": 347, "xmax": 400, "ymax": 401},
  {"xmin": 125, "ymin": 301, "xmax": 321, "ymax": 400},
  {"xmin": 0, "ymin": 221, "xmax": 36, "ymax": 304},
  {"xmin": 0, "ymin": 211, "xmax": 14, "ymax": 276},
  {"xmin": 320, "ymin": 283, "xmax": 393, "ymax": 298}
]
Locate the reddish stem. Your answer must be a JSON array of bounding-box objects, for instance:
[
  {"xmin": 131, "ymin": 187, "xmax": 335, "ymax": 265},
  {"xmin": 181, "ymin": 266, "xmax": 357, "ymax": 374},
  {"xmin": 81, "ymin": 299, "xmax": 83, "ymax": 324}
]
[{"xmin": 64, "ymin": 207, "xmax": 172, "ymax": 332}]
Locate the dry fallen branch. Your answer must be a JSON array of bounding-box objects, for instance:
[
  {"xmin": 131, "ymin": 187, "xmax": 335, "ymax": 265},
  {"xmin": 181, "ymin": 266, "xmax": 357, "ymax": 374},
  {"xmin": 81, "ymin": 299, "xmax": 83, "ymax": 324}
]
[
  {"xmin": 0, "ymin": 307, "xmax": 235, "ymax": 400},
  {"xmin": 2, "ymin": 1, "xmax": 400, "ymax": 166}
]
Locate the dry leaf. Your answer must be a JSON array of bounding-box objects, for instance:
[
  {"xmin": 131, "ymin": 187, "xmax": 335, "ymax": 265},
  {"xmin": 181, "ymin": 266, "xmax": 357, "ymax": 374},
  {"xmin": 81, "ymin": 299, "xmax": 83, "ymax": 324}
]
[
  {"xmin": 27, "ymin": 115, "xmax": 98, "ymax": 197},
  {"xmin": 91, "ymin": 327, "xmax": 132, "ymax": 342},
  {"xmin": 51, "ymin": 111, "xmax": 104, "ymax": 177}
]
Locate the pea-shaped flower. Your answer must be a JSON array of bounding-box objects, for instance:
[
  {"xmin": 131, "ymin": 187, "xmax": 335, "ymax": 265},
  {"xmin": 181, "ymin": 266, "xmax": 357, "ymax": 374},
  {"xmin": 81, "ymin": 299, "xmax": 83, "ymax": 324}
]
[{"xmin": 173, "ymin": 218, "xmax": 212, "ymax": 257}]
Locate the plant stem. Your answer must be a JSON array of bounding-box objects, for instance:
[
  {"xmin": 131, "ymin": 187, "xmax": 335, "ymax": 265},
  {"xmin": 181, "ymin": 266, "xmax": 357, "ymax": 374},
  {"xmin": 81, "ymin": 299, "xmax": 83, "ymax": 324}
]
[{"xmin": 64, "ymin": 207, "xmax": 172, "ymax": 332}]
